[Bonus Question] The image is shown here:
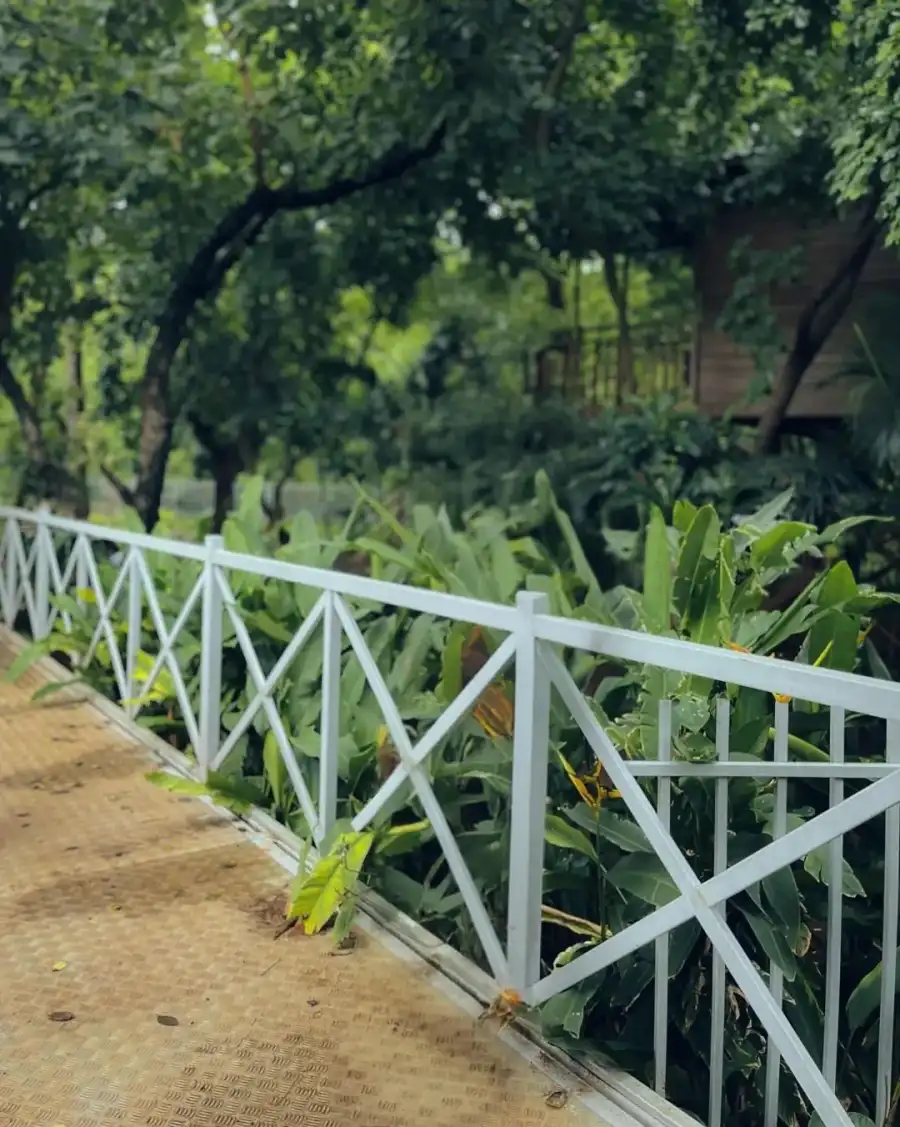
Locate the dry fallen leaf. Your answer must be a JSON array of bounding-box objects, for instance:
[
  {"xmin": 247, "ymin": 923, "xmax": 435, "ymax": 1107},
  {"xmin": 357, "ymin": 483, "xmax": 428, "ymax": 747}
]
[
  {"xmin": 48, "ymin": 1011, "xmax": 75, "ymax": 1023},
  {"xmin": 52, "ymin": 961, "xmax": 68, "ymax": 972},
  {"xmin": 545, "ymin": 1089, "xmax": 569, "ymax": 1110}
]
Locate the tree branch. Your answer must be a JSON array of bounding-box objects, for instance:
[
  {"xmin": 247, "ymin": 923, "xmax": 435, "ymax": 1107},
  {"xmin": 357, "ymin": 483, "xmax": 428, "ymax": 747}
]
[
  {"xmin": 532, "ymin": 0, "xmax": 587, "ymax": 153},
  {"xmin": 269, "ymin": 119, "xmax": 447, "ymax": 211},
  {"xmin": 99, "ymin": 464, "xmax": 136, "ymax": 509}
]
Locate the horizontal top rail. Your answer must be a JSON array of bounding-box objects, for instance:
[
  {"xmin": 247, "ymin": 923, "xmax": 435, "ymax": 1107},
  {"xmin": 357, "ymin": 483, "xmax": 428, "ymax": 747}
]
[
  {"xmin": 0, "ymin": 506, "xmax": 209, "ymax": 563},
  {"xmin": 213, "ymin": 548, "xmax": 519, "ymax": 632},
  {"xmin": 537, "ymin": 615, "xmax": 900, "ymax": 721},
  {"xmin": 7, "ymin": 504, "xmax": 900, "ymax": 720}
]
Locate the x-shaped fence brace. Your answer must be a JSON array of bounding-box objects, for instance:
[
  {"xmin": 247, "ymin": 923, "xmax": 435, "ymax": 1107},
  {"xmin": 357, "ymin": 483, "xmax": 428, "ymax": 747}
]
[
  {"xmin": 8, "ymin": 525, "xmax": 205, "ymax": 741},
  {"xmin": 0, "ymin": 519, "xmax": 40, "ymax": 630},
  {"xmin": 539, "ymin": 643, "xmax": 899, "ymax": 1127},
  {"xmin": 208, "ymin": 570, "xmax": 518, "ymax": 988},
  {"xmin": 215, "ymin": 568, "xmax": 322, "ymax": 838}
]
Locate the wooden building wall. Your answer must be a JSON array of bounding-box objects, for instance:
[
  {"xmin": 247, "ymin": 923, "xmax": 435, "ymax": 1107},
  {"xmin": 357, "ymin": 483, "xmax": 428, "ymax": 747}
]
[{"xmin": 692, "ymin": 208, "xmax": 900, "ymax": 418}]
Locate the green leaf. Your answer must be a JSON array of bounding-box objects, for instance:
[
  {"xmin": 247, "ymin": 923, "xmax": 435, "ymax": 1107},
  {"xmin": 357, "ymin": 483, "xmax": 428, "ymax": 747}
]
[
  {"xmin": 865, "ymin": 636, "xmax": 893, "ymax": 680},
  {"xmin": 332, "ymin": 895, "xmax": 358, "ymax": 947},
  {"xmin": 31, "ymin": 677, "xmax": 84, "ymax": 702},
  {"xmin": 489, "ymin": 535, "xmax": 521, "ymax": 601},
  {"xmin": 815, "ymin": 515, "xmax": 888, "ymax": 545},
  {"xmin": 3, "ymin": 639, "xmax": 51, "ymax": 683},
  {"xmin": 816, "ymin": 560, "xmax": 859, "ymax": 608},
  {"xmin": 262, "ymin": 729, "xmax": 291, "ymax": 811},
  {"xmin": 740, "ymin": 908, "xmax": 797, "ymax": 981},
  {"xmin": 544, "ymin": 814, "xmax": 598, "ymax": 862},
  {"xmin": 607, "ymin": 854, "xmax": 679, "ymax": 906},
  {"xmin": 810, "ymin": 1114, "xmax": 875, "ymax": 1127},
  {"xmin": 643, "ymin": 505, "xmax": 671, "ymax": 634},
  {"xmin": 567, "ymin": 805, "xmax": 653, "ymax": 853},
  {"xmin": 847, "ymin": 947, "xmax": 900, "ymax": 1032},
  {"xmin": 244, "ymin": 610, "xmax": 294, "ymax": 644},
  {"xmin": 375, "ymin": 819, "xmax": 433, "ymax": 856},
  {"xmin": 144, "ymin": 769, "xmax": 265, "ymax": 814},
  {"xmin": 750, "ymin": 521, "xmax": 815, "ymax": 570},
  {"xmin": 49, "ymin": 592, "xmax": 82, "ymax": 619},
  {"xmin": 538, "ymin": 977, "xmax": 599, "ymax": 1040},
  {"xmin": 672, "ymin": 499, "xmax": 698, "ymax": 533},
  {"xmin": 673, "ymin": 505, "xmax": 720, "ymax": 622},
  {"xmin": 439, "ymin": 622, "xmax": 466, "ymax": 702},
  {"xmin": 762, "ymin": 865, "xmax": 801, "ymax": 941},
  {"xmin": 535, "ymin": 470, "xmax": 609, "ymax": 622},
  {"xmin": 736, "ymin": 489, "xmax": 794, "ymax": 539},
  {"xmin": 388, "ymin": 614, "xmax": 436, "ymax": 696},
  {"xmin": 287, "ymin": 831, "xmax": 375, "ymax": 934}
]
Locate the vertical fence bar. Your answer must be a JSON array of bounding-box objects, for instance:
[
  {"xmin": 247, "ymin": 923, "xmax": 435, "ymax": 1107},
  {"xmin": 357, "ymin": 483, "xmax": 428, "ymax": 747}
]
[
  {"xmin": 823, "ymin": 706, "xmax": 845, "ymax": 1089},
  {"xmin": 318, "ymin": 590, "xmax": 342, "ymax": 842},
  {"xmin": 764, "ymin": 700, "xmax": 790, "ymax": 1127},
  {"xmin": 876, "ymin": 720, "xmax": 900, "ymax": 1126},
  {"xmin": 74, "ymin": 534, "xmax": 88, "ymax": 608},
  {"xmin": 33, "ymin": 507, "xmax": 50, "ymax": 640},
  {"xmin": 125, "ymin": 549, "xmax": 143, "ymax": 718},
  {"xmin": 2, "ymin": 520, "xmax": 16, "ymax": 627},
  {"xmin": 197, "ymin": 535, "xmax": 224, "ymax": 782},
  {"xmin": 709, "ymin": 696, "xmax": 730, "ymax": 1127},
  {"xmin": 507, "ymin": 591, "xmax": 551, "ymax": 996},
  {"xmin": 654, "ymin": 699, "xmax": 673, "ymax": 1097}
]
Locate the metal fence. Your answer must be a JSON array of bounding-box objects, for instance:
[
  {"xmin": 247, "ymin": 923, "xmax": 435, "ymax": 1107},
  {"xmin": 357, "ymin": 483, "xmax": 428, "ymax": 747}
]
[{"xmin": 1, "ymin": 503, "xmax": 899, "ymax": 1127}]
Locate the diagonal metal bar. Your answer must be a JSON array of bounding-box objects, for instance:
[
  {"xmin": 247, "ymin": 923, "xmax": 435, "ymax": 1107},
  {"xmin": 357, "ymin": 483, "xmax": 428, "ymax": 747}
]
[
  {"xmin": 335, "ymin": 594, "xmax": 508, "ymax": 981},
  {"xmin": 134, "ymin": 551, "xmax": 201, "ymax": 750},
  {"xmin": 212, "ymin": 592, "xmax": 327, "ymax": 771},
  {"xmin": 216, "ymin": 570, "xmax": 320, "ymax": 836},
  {"xmin": 81, "ymin": 537, "xmax": 130, "ymax": 701},
  {"xmin": 541, "ymin": 645, "xmax": 875, "ymax": 1127},
  {"xmin": 351, "ymin": 632, "xmax": 517, "ymax": 832},
  {"xmin": 130, "ymin": 564, "xmax": 205, "ymax": 723},
  {"xmin": 45, "ymin": 534, "xmax": 81, "ymax": 634}
]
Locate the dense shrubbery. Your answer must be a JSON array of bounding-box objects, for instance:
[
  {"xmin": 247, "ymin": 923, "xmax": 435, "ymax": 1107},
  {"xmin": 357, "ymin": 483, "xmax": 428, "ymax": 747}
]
[
  {"xmin": 11, "ymin": 477, "xmax": 898, "ymax": 1126},
  {"xmin": 332, "ymin": 390, "xmax": 900, "ymax": 604}
]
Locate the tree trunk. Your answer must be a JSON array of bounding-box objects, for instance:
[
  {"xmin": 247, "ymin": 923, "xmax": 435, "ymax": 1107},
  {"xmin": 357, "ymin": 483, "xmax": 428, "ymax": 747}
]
[
  {"xmin": 65, "ymin": 332, "xmax": 90, "ymax": 519},
  {"xmin": 603, "ymin": 252, "xmax": 634, "ymax": 402},
  {"xmin": 754, "ymin": 208, "xmax": 883, "ymax": 454},
  {"xmin": 132, "ymin": 333, "xmax": 179, "ymax": 531},
  {"xmin": 187, "ymin": 411, "xmax": 251, "ymax": 533},
  {"xmin": 212, "ymin": 458, "xmax": 240, "ymax": 533}
]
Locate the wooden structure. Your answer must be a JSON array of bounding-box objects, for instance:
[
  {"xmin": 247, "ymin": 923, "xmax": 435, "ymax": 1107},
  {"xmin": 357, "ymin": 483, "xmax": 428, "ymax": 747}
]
[
  {"xmin": 524, "ymin": 322, "xmax": 692, "ymax": 405},
  {"xmin": 691, "ymin": 208, "xmax": 900, "ymax": 419}
]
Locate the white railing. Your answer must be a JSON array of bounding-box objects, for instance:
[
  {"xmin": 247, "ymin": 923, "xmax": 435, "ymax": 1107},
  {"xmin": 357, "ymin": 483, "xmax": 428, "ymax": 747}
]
[{"xmin": 2, "ymin": 504, "xmax": 900, "ymax": 1127}]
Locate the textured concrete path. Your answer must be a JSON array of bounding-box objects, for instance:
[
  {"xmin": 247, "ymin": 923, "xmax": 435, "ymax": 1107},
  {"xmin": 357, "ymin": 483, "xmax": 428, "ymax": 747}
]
[{"xmin": 0, "ymin": 643, "xmax": 615, "ymax": 1127}]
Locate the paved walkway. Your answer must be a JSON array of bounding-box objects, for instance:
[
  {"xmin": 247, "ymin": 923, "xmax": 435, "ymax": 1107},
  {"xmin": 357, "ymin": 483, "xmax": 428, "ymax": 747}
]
[{"xmin": 0, "ymin": 643, "xmax": 615, "ymax": 1127}]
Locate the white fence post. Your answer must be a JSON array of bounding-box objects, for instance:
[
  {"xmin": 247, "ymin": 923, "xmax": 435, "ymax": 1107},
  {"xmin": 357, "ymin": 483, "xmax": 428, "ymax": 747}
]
[
  {"xmin": 2, "ymin": 519, "xmax": 16, "ymax": 628},
  {"xmin": 198, "ymin": 535, "xmax": 224, "ymax": 781},
  {"xmin": 125, "ymin": 549, "xmax": 143, "ymax": 718},
  {"xmin": 507, "ymin": 590, "xmax": 551, "ymax": 996},
  {"xmin": 318, "ymin": 590, "xmax": 342, "ymax": 842},
  {"xmin": 33, "ymin": 505, "xmax": 51, "ymax": 639}
]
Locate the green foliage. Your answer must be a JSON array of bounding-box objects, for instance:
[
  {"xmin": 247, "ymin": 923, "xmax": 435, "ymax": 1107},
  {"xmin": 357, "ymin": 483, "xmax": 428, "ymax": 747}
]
[{"xmin": 12, "ymin": 478, "xmax": 899, "ymax": 1124}]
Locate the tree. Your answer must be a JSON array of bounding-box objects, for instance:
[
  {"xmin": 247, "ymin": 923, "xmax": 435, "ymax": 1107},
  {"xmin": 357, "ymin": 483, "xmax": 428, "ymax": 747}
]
[{"xmin": 0, "ymin": 1, "xmax": 131, "ymax": 503}]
